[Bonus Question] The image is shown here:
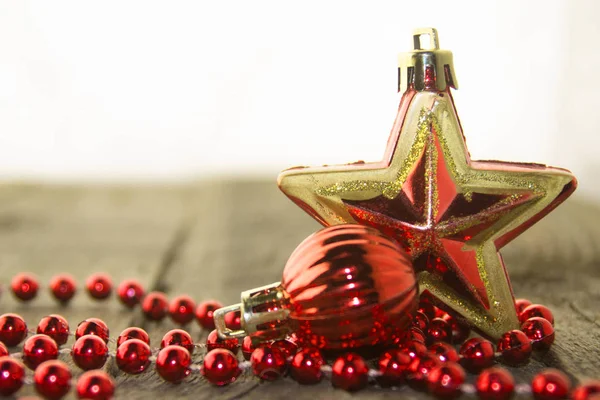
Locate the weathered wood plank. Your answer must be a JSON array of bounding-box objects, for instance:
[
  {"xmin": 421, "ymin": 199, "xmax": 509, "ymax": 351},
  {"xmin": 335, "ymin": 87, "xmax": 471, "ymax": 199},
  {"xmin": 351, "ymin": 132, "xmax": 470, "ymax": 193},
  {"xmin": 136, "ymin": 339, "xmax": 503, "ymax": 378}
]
[{"xmin": 0, "ymin": 182, "xmax": 597, "ymax": 399}]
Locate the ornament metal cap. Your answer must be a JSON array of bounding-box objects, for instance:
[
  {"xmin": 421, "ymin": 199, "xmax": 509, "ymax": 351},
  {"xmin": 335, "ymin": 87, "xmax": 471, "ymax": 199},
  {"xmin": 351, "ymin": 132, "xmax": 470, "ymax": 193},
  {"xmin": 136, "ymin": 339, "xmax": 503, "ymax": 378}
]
[{"xmin": 398, "ymin": 28, "xmax": 458, "ymax": 93}]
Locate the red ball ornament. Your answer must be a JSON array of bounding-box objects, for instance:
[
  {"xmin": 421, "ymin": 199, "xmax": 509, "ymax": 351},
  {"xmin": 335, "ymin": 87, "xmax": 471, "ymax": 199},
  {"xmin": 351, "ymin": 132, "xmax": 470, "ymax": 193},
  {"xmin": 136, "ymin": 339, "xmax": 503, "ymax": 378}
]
[
  {"xmin": 34, "ymin": 360, "xmax": 72, "ymax": 400},
  {"xmin": 290, "ymin": 347, "xmax": 325, "ymax": 385},
  {"xmin": 0, "ymin": 356, "xmax": 25, "ymax": 396},
  {"xmin": 571, "ymin": 381, "xmax": 600, "ymax": 400},
  {"xmin": 400, "ymin": 340, "xmax": 428, "ymax": 359},
  {"xmin": 11, "ymin": 272, "xmax": 39, "ymax": 301},
  {"xmin": 117, "ymin": 279, "xmax": 145, "ymax": 308},
  {"xmin": 496, "ymin": 329, "xmax": 532, "ymax": 365},
  {"xmin": 0, "ymin": 342, "xmax": 7, "ymax": 357},
  {"xmin": 427, "ymin": 362, "xmax": 466, "ymax": 399},
  {"xmin": 0, "ymin": 313, "xmax": 27, "ymax": 346},
  {"xmin": 141, "ymin": 291, "xmax": 169, "ymax": 321},
  {"xmin": 531, "ymin": 369, "xmax": 571, "ymax": 400},
  {"xmin": 76, "ymin": 370, "xmax": 115, "ymax": 400},
  {"xmin": 331, "ymin": 353, "xmax": 369, "ymax": 392},
  {"xmin": 250, "ymin": 346, "xmax": 287, "ymax": 381},
  {"xmin": 202, "ymin": 349, "xmax": 240, "ymax": 386},
  {"xmin": 195, "ymin": 300, "xmax": 223, "ymax": 330},
  {"xmin": 427, "ymin": 317, "xmax": 452, "ymax": 344},
  {"xmin": 85, "ymin": 273, "xmax": 112, "ymax": 300},
  {"xmin": 459, "ymin": 337, "xmax": 495, "ymax": 372},
  {"xmin": 515, "ymin": 298, "xmax": 532, "ymax": 314},
  {"xmin": 37, "ymin": 314, "xmax": 70, "ymax": 346},
  {"xmin": 241, "ymin": 336, "xmax": 258, "ymax": 360},
  {"xmin": 207, "ymin": 329, "xmax": 239, "ymax": 354},
  {"xmin": 377, "ymin": 348, "xmax": 411, "ymax": 387},
  {"xmin": 224, "ymin": 310, "xmax": 241, "ymax": 331},
  {"xmin": 442, "ymin": 314, "xmax": 471, "ymax": 344},
  {"xmin": 76, "ymin": 318, "xmax": 109, "ymax": 343},
  {"xmin": 429, "ymin": 342, "xmax": 460, "ymax": 363},
  {"xmin": 49, "ymin": 274, "xmax": 77, "ymax": 303},
  {"xmin": 520, "ymin": 304, "xmax": 555, "ymax": 325},
  {"xmin": 72, "ymin": 335, "xmax": 109, "ymax": 370},
  {"xmin": 521, "ymin": 317, "xmax": 555, "ymax": 350},
  {"xmin": 476, "ymin": 367, "xmax": 515, "ymax": 400},
  {"xmin": 116, "ymin": 338, "xmax": 151, "ymax": 374},
  {"xmin": 406, "ymin": 352, "xmax": 442, "ymax": 389},
  {"xmin": 156, "ymin": 345, "xmax": 192, "ymax": 383},
  {"xmin": 117, "ymin": 327, "xmax": 150, "ymax": 347},
  {"xmin": 161, "ymin": 329, "xmax": 194, "ymax": 354},
  {"xmin": 169, "ymin": 295, "xmax": 196, "ymax": 325},
  {"xmin": 270, "ymin": 339, "xmax": 298, "ymax": 359},
  {"xmin": 282, "ymin": 225, "xmax": 418, "ymax": 350},
  {"xmin": 22, "ymin": 334, "xmax": 59, "ymax": 370},
  {"xmin": 412, "ymin": 311, "xmax": 430, "ymax": 331}
]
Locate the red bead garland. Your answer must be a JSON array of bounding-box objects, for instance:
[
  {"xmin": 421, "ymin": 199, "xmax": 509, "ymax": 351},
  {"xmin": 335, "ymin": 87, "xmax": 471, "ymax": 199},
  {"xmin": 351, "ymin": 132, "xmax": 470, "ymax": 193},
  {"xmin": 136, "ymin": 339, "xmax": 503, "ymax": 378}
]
[
  {"xmin": 117, "ymin": 327, "xmax": 150, "ymax": 347},
  {"xmin": 72, "ymin": 334, "xmax": 109, "ymax": 370},
  {"xmin": 168, "ymin": 295, "xmax": 196, "ymax": 325},
  {"xmin": 37, "ymin": 314, "xmax": 70, "ymax": 346},
  {"xmin": 496, "ymin": 329, "xmax": 532, "ymax": 365},
  {"xmin": 22, "ymin": 334, "xmax": 59, "ymax": 370},
  {"xmin": 202, "ymin": 349, "xmax": 240, "ymax": 386},
  {"xmin": 141, "ymin": 291, "xmax": 169, "ymax": 321},
  {"xmin": 250, "ymin": 346, "xmax": 287, "ymax": 381},
  {"xmin": 377, "ymin": 348, "xmax": 411, "ymax": 387},
  {"xmin": 476, "ymin": 367, "xmax": 515, "ymax": 400},
  {"xmin": 427, "ymin": 362, "xmax": 466, "ymax": 399},
  {"xmin": 429, "ymin": 341, "xmax": 460, "ymax": 363},
  {"xmin": 290, "ymin": 347, "xmax": 325, "ymax": 385},
  {"xmin": 571, "ymin": 381, "xmax": 600, "ymax": 400},
  {"xmin": 520, "ymin": 304, "xmax": 555, "ymax": 325},
  {"xmin": 11, "ymin": 272, "xmax": 39, "ymax": 301},
  {"xmin": 531, "ymin": 369, "xmax": 571, "ymax": 400},
  {"xmin": 207, "ymin": 329, "xmax": 239, "ymax": 354},
  {"xmin": 117, "ymin": 279, "xmax": 145, "ymax": 308},
  {"xmin": 161, "ymin": 329, "xmax": 195, "ymax": 354},
  {"xmin": 156, "ymin": 345, "xmax": 192, "ymax": 383},
  {"xmin": 49, "ymin": 274, "xmax": 77, "ymax": 303},
  {"xmin": 76, "ymin": 370, "xmax": 115, "ymax": 400},
  {"xmin": 0, "ymin": 356, "xmax": 25, "ymax": 396},
  {"xmin": 521, "ymin": 317, "xmax": 555, "ymax": 350},
  {"xmin": 459, "ymin": 337, "xmax": 496, "ymax": 372},
  {"xmin": 75, "ymin": 318, "xmax": 110, "ymax": 343},
  {"xmin": 34, "ymin": 360, "xmax": 72, "ymax": 400},
  {"xmin": 0, "ymin": 313, "xmax": 28, "ymax": 346},
  {"xmin": 331, "ymin": 353, "xmax": 369, "ymax": 392},
  {"xmin": 116, "ymin": 339, "xmax": 152, "ymax": 374},
  {"xmin": 85, "ymin": 273, "xmax": 113, "ymax": 300},
  {"xmin": 195, "ymin": 300, "xmax": 223, "ymax": 330}
]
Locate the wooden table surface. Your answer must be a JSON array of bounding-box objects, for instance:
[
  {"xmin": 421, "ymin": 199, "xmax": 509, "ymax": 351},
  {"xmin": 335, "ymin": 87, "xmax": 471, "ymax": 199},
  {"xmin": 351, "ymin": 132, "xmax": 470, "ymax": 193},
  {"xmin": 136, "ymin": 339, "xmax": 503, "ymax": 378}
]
[{"xmin": 1, "ymin": 180, "xmax": 598, "ymax": 399}]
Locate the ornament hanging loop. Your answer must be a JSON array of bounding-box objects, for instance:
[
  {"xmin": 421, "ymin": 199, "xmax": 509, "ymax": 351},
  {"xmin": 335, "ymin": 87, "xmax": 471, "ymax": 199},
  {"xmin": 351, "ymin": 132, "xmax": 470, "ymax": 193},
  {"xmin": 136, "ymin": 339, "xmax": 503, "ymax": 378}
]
[{"xmin": 214, "ymin": 282, "xmax": 291, "ymax": 340}]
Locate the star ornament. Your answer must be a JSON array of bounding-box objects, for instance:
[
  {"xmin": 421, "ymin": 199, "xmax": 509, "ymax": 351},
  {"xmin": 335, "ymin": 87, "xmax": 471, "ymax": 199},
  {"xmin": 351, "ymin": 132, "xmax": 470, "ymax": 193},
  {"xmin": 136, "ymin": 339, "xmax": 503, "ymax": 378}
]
[{"xmin": 277, "ymin": 88, "xmax": 577, "ymax": 339}]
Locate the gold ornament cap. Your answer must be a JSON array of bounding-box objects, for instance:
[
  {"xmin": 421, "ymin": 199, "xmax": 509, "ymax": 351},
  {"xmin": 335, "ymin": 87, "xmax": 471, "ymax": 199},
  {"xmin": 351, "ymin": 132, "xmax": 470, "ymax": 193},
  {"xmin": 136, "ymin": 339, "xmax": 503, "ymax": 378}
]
[{"xmin": 398, "ymin": 28, "xmax": 458, "ymax": 93}]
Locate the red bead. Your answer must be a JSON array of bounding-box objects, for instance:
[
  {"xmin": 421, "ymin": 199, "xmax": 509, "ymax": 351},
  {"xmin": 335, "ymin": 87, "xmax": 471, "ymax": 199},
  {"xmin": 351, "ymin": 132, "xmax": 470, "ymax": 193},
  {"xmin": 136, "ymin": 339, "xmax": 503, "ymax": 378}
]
[
  {"xmin": 76, "ymin": 370, "xmax": 115, "ymax": 400},
  {"xmin": 117, "ymin": 327, "xmax": 150, "ymax": 347},
  {"xmin": 116, "ymin": 338, "xmax": 151, "ymax": 374},
  {"xmin": 76, "ymin": 318, "xmax": 110, "ymax": 343},
  {"xmin": 515, "ymin": 298, "xmax": 532, "ymax": 314},
  {"xmin": 270, "ymin": 339, "xmax": 298, "ymax": 358},
  {"xmin": 195, "ymin": 300, "xmax": 223, "ymax": 330},
  {"xmin": 331, "ymin": 353, "xmax": 369, "ymax": 392},
  {"xmin": 161, "ymin": 329, "xmax": 194, "ymax": 354},
  {"xmin": 11, "ymin": 272, "xmax": 39, "ymax": 301},
  {"xmin": 37, "ymin": 314, "xmax": 70, "ymax": 346},
  {"xmin": 427, "ymin": 318, "xmax": 452, "ymax": 344},
  {"xmin": 520, "ymin": 304, "xmax": 555, "ymax": 325},
  {"xmin": 377, "ymin": 348, "xmax": 411, "ymax": 387},
  {"xmin": 290, "ymin": 347, "xmax": 325, "ymax": 385},
  {"xmin": 117, "ymin": 279, "xmax": 144, "ymax": 308},
  {"xmin": 250, "ymin": 346, "xmax": 287, "ymax": 381},
  {"xmin": 531, "ymin": 369, "xmax": 571, "ymax": 400},
  {"xmin": 429, "ymin": 342, "xmax": 460, "ymax": 363},
  {"xmin": 85, "ymin": 273, "xmax": 112, "ymax": 300},
  {"xmin": 141, "ymin": 291, "xmax": 169, "ymax": 321},
  {"xmin": 417, "ymin": 301, "xmax": 437, "ymax": 319},
  {"xmin": 442, "ymin": 314, "xmax": 471, "ymax": 344},
  {"xmin": 572, "ymin": 381, "xmax": 600, "ymax": 400},
  {"xmin": 395, "ymin": 326, "xmax": 426, "ymax": 345},
  {"xmin": 224, "ymin": 310, "xmax": 241, "ymax": 330},
  {"xmin": 0, "ymin": 313, "xmax": 27, "ymax": 346},
  {"xmin": 156, "ymin": 345, "xmax": 192, "ymax": 383},
  {"xmin": 23, "ymin": 334, "xmax": 59, "ymax": 370},
  {"xmin": 169, "ymin": 295, "xmax": 196, "ymax": 325},
  {"xmin": 72, "ymin": 335, "xmax": 109, "ymax": 370},
  {"xmin": 412, "ymin": 311, "xmax": 430, "ymax": 331},
  {"xmin": 476, "ymin": 367, "xmax": 515, "ymax": 400},
  {"xmin": 207, "ymin": 329, "xmax": 239, "ymax": 354},
  {"xmin": 0, "ymin": 356, "xmax": 25, "ymax": 396},
  {"xmin": 242, "ymin": 336, "xmax": 258, "ymax": 360},
  {"xmin": 459, "ymin": 337, "xmax": 495, "ymax": 372},
  {"xmin": 496, "ymin": 329, "xmax": 532, "ymax": 365},
  {"xmin": 521, "ymin": 317, "xmax": 555, "ymax": 350},
  {"xmin": 202, "ymin": 349, "xmax": 240, "ymax": 386},
  {"xmin": 34, "ymin": 360, "xmax": 72, "ymax": 400},
  {"xmin": 427, "ymin": 362, "xmax": 465, "ymax": 399},
  {"xmin": 49, "ymin": 274, "xmax": 77, "ymax": 303},
  {"xmin": 0, "ymin": 342, "xmax": 7, "ymax": 357},
  {"xmin": 406, "ymin": 352, "xmax": 442, "ymax": 389},
  {"xmin": 400, "ymin": 340, "xmax": 428, "ymax": 359}
]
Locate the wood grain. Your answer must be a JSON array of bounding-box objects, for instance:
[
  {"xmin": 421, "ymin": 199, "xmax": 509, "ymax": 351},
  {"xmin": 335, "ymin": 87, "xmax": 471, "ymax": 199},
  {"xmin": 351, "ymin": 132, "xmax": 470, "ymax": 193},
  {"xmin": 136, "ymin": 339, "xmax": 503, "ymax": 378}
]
[{"xmin": 0, "ymin": 181, "xmax": 597, "ymax": 399}]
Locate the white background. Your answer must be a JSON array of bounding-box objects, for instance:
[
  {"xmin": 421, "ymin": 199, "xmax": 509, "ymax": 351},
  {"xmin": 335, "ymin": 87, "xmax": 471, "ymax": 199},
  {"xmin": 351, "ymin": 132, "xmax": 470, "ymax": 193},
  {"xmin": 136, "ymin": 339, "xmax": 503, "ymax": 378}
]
[{"xmin": 0, "ymin": 1, "xmax": 598, "ymax": 198}]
